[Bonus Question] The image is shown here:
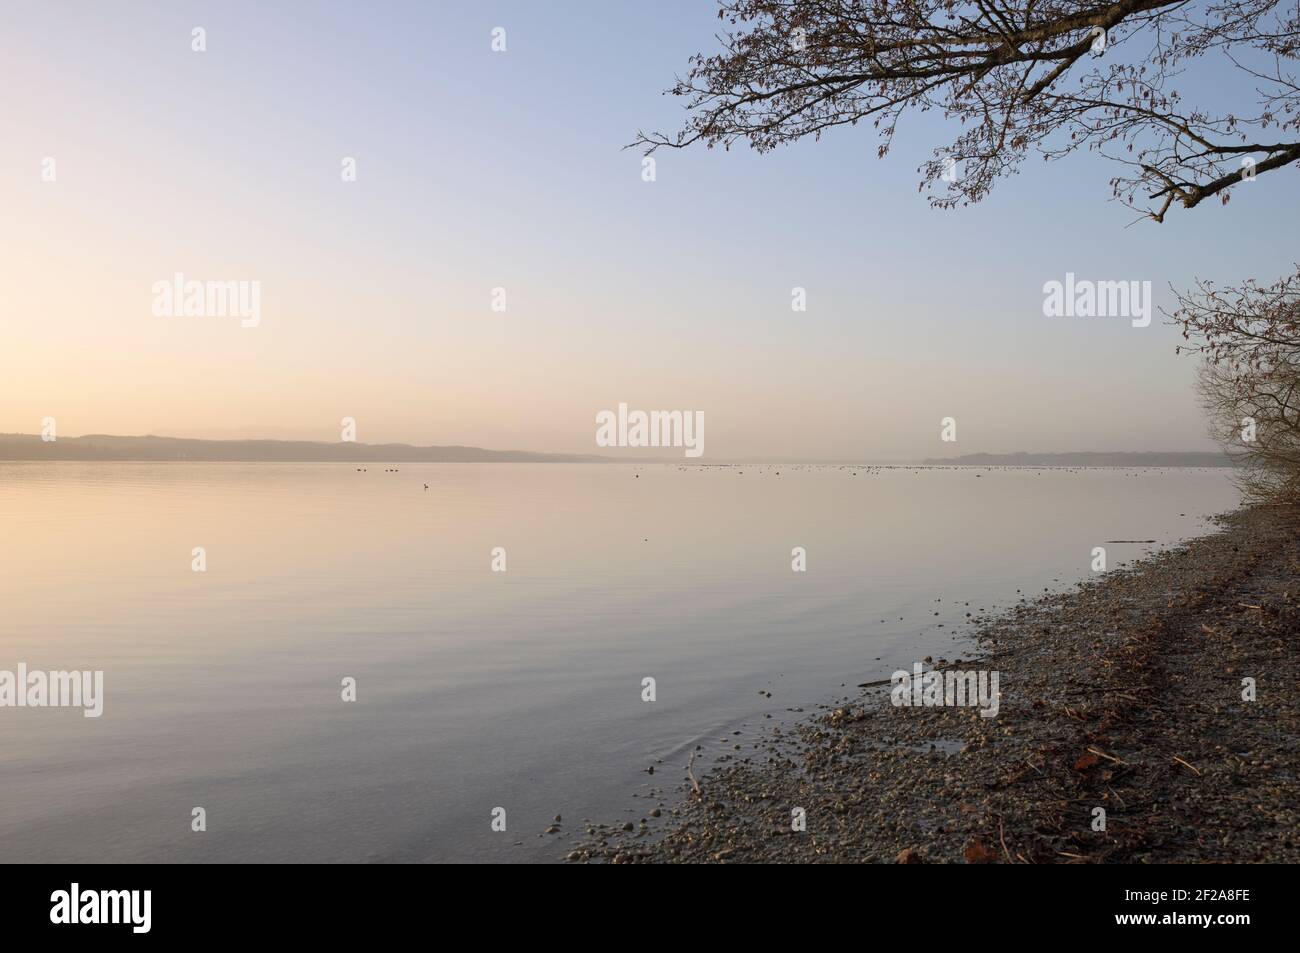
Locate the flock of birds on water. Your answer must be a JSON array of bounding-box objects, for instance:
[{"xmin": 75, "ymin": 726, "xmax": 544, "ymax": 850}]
[
  {"xmin": 350, "ymin": 463, "xmax": 1221, "ymax": 482},
  {"xmin": 347, "ymin": 463, "xmax": 1222, "ymax": 493}
]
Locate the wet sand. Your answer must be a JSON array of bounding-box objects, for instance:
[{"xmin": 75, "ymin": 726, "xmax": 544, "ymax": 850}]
[{"xmin": 574, "ymin": 505, "xmax": 1300, "ymax": 863}]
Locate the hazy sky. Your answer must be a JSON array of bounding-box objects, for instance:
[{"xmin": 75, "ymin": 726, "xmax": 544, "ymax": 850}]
[{"xmin": 3, "ymin": 1, "xmax": 1297, "ymax": 460}]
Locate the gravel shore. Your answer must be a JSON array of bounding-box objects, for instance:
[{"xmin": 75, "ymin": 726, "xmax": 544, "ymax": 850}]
[{"xmin": 576, "ymin": 505, "xmax": 1299, "ymax": 863}]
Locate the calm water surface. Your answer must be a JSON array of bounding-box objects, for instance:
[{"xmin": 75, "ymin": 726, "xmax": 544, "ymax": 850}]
[{"xmin": 0, "ymin": 463, "xmax": 1239, "ymax": 862}]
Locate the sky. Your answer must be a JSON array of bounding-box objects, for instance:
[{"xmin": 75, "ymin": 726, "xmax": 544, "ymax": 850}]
[{"xmin": 2, "ymin": 1, "xmax": 1297, "ymax": 460}]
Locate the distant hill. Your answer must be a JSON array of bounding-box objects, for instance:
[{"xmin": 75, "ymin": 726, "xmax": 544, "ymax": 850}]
[
  {"xmin": 921, "ymin": 451, "xmax": 1234, "ymax": 467},
  {"xmin": 0, "ymin": 433, "xmax": 606, "ymax": 463}
]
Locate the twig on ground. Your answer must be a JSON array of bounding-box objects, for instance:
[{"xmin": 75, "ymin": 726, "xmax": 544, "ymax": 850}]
[
  {"xmin": 686, "ymin": 751, "xmax": 702, "ymax": 798},
  {"xmin": 1086, "ymin": 746, "xmax": 1129, "ymax": 766}
]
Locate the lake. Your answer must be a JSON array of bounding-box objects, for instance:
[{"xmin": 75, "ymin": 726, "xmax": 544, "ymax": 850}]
[{"xmin": 0, "ymin": 462, "xmax": 1239, "ymax": 862}]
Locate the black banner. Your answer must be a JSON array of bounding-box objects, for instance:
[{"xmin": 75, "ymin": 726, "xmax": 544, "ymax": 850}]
[{"xmin": 4, "ymin": 864, "xmax": 1277, "ymax": 939}]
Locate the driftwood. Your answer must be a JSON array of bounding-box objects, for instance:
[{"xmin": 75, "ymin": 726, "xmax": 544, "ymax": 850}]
[{"xmin": 685, "ymin": 751, "xmax": 701, "ymax": 798}]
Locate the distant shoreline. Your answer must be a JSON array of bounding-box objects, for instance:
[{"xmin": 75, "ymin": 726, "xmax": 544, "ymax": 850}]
[
  {"xmin": 1, "ymin": 434, "xmax": 1232, "ymax": 467},
  {"xmin": 921, "ymin": 451, "xmax": 1234, "ymax": 468},
  {"xmin": 0, "ymin": 433, "xmax": 604, "ymax": 464}
]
